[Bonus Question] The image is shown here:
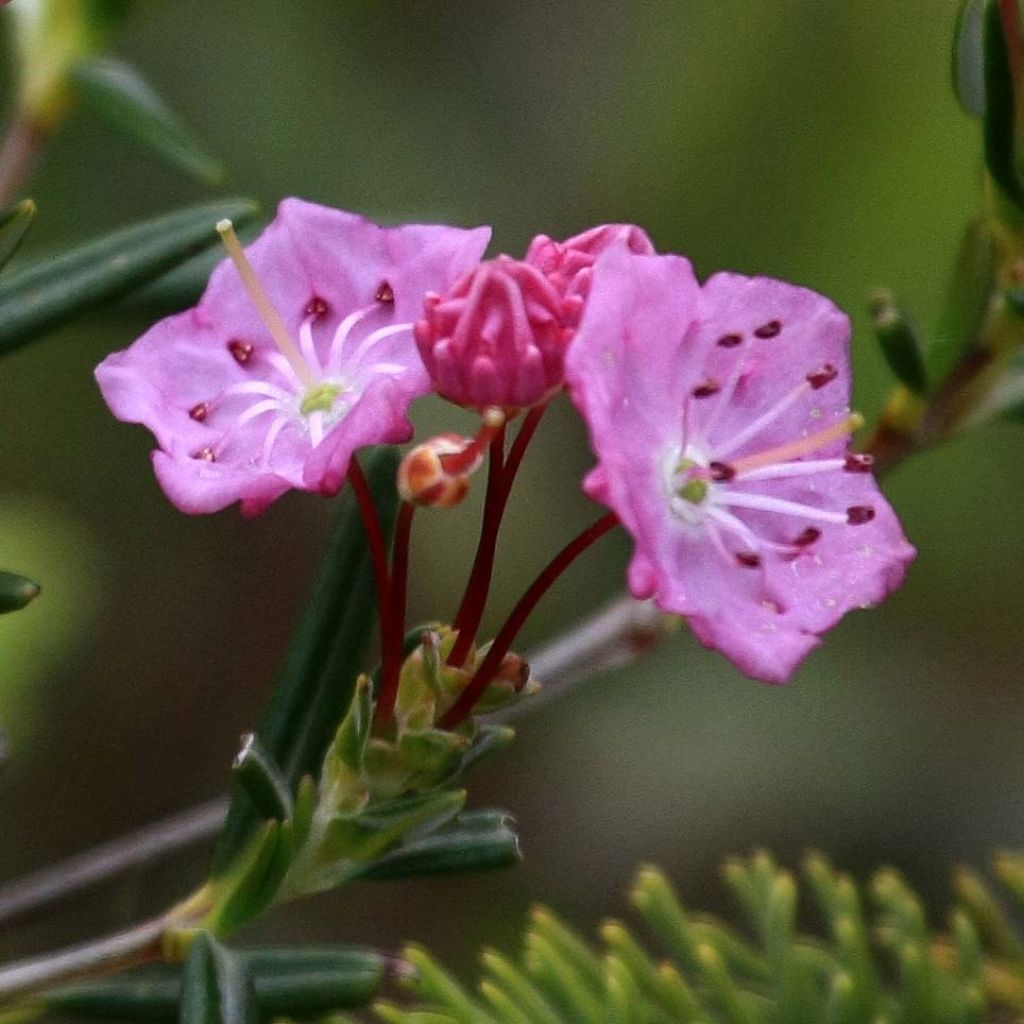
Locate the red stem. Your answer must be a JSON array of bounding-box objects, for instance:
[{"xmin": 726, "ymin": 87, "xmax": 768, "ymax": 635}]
[
  {"xmin": 346, "ymin": 457, "xmax": 392, "ymax": 693},
  {"xmin": 375, "ymin": 501, "xmax": 415, "ymax": 724},
  {"xmin": 439, "ymin": 512, "xmax": 619, "ymax": 729},
  {"xmin": 448, "ymin": 426, "xmax": 507, "ymax": 665},
  {"xmin": 447, "ymin": 403, "xmax": 550, "ymax": 667}
]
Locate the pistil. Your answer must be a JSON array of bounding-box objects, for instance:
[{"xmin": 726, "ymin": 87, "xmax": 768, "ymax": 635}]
[
  {"xmin": 728, "ymin": 412, "xmax": 865, "ymax": 477},
  {"xmin": 216, "ymin": 220, "xmax": 315, "ymax": 389}
]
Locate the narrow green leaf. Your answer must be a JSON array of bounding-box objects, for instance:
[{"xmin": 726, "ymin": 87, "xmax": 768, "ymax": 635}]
[
  {"xmin": 351, "ymin": 810, "xmax": 521, "ymax": 881},
  {"xmin": 180, "ymin": 935, "xmax": 255, "ymax": 1024},
  {"xmin": 0, "ymin": 199, "xmax": 258, "ymax": 358},
  {"xmin": 204, "ymin": 821, "xmax": 294, "ymax": 937},
  {"xmin": 211, "ymin": 449, "xmax": 400, "ymax": 875},
  {"xmin": 45, "ymin": 950, "xmax": 385, "ymax": 1023},
  {"xmin": 0, "ymin": 200, "xmax": 37, "ymax": 272},
  {"xmin": 72, "ymin": 58, "xmax": 222, "ymax": 184},
  {"xmin": 232, "ymin": 734, "xmax": 292, "ymax": 823},
  {"xmin": 983, "ymin": 0, "xmax": 1024, "ymax": 207},
  {"xmin": 0, "ymin": 571, "xmax": 40, "ymax": 614},
  {"xmin": 955, "ymin": 0, "xmax": 988, "ymax": 117},
  {"xmin": 869, "ymin": 291, "xmax": 928, "ymax": 395}
]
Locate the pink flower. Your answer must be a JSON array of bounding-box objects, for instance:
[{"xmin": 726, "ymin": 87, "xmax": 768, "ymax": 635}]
[
  {"xmin": 414, "ymin": 256, "xmax": 574, "ymax": 409},
  {"xmin": 565, "ymin": 249, "xmax": 915, "ymax": 683},
  {"xmin": 96, "ymin": 199, "xmax": 490, "ymax": 515},
  {"xmin": 526, "ymin": 223, "xmax": 656, "ymax": 311}
]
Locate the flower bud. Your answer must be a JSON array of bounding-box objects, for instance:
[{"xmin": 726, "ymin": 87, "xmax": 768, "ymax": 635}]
[
  {"xmin": 414, "ymin": 256, "xmax": 574, "ymax": 409},
  {"xmin": 397, "ymin": 435, "xmax": 475, "ymax": 508},
  {"xmin": 526, "ymin": 223, "xmax": 655, "ymax": 313}
]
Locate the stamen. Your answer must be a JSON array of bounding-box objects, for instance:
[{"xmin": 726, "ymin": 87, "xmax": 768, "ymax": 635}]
[
  {"xmin": 846, "ymin": 505, "xmax": 875, "ymax": 525},
  {"xmin": 692, "ymin": 378, "xmax": 721, "ymax": 399},
  {"xmin": 306, "ymin": 296, "xmax": 329, "ymax": 318},
  {"xmin": 718, "ymin": 491, "xmax": 849, "ymax": 525},
  {"xmin": 806, "ymin": 363, "xmax": 838, "ymax": 390},
  {"xmin": 326, "ymin": 303, "xmax": 377, "ymax": 373},
  {"xmin": 193, "ymin": 447, "xmax": 216, "ymax": 462},
  {"xmin": 736, "ymin": 552, "xmax": 762, "ymax": 568},
  {"xmin": 844, "ymin": 453, "xmax": 874, "ymax": 473},
  {"xmin": 216, "ymin": 220, "xmax": 315, "ymax": 388},
  {"xmin": 793, "ymin": 527, "xmax": 821, "ymax": 546},
  {"xmin": 376, "ymin": 281, "xmax": 395, "ymax": 303},
  {"xmin": 754, "ymin": 319, "xmax": 782, "ymax": 338},
  {"xmin": 346, "ymin": 321, "xmax": 414, "ymax": 367},
  {"xmin": 228, "ymin": 339, "xmax": 253, "ymax": 365},
  {"xmin": 729, "ymin": 413, "xmax": 864, "ymax": 477},
  {"xmin": 188, "ymin": 402, "xmax": 209, "ymax": 422},
  {"xmin": 717, "ymin": 332, "xmax": 743, "ymax": 348},
  {"xmin": 712, "ymin": 378, "xmax": 812, "ymax": 460},
  {"xmin": 732, "ymin": 457, "xmax": 846, "ymax": 483},
  {"xmin": 298, "ymin": 316, "xmax": 324, "ymax": 378},
  {"xmin": 709, "ymin": 461, "xmax": 735, "ymax": 481}
]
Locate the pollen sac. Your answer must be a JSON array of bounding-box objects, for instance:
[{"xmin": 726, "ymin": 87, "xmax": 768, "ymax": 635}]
[
  {"xmin": 397, "ymin": 435, "xmax": 475, "ymax": 508},
  {"xmin": 414, "ymin": 256, "xmax": 574, "ymax": 410}
]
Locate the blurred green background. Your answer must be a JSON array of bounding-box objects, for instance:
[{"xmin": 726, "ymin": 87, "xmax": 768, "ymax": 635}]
[{"xmin": 3, "ymin": 0, "xmax": 1023, "ymax": 983}]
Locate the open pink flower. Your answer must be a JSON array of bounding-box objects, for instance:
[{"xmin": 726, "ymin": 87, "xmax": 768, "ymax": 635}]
[
  {"xmin": 96, "ymin": 199, "xmax": 490, "ymax": 515},
  {"xmin": 565, "ymin": 249, "xmax": 915, "ymax": 683}
]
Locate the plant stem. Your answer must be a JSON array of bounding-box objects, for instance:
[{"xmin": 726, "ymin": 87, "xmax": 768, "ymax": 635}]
[
  {"xmin": 0, "ymin": 919, "xmax": 165, "ymax": 1005},
  {"xmin": 440, "ymin": 512, "xmax": 619, "ymax": 729},
  {"xmin": 374, "ymin": 501, "xmax": 415, "ymax": 724}
]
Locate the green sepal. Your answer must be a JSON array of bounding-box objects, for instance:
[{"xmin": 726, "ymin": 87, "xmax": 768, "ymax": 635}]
[
  {"xmin": 955, "ymin": 0, "xmax": 988, "ymax": 117},
  {"xmin": 203, "ymin": 821, "xmax": 294, "ymax": 937},
  {"xmin": 320, "ymin": 789, "xmax": 466, "ymax": 865},
  {"xmin": 180, "ymin": 934, "xmax": 255, "ymax": 1024},
  {"xmin": 231, "ymin": 734, "xmax": 292, "ymax": 823},
  {"xmin": 211, "ymin": 449, "xmax": 400, "ymax": 876},
  {"xmin": 0, "ymin": 571, "xmax": 40, "ymax": 614},
  {"xmin": 0, "ymin": 200, "xmax": 37, "ymax": 272},
  {"xmin": 0, "ymin": 199, "xmax": 258, "ymax": 358},
  {"xmin": 46, "ymin": 949, "xmax": 386, "ymax": 1023},
  {"xmin": 71, "ymin": 58, "xmax": 223, "ymax": 184},
  {"xmin": 869, "ymin": 291, "xmax": 928, "ymax": 395},
  {"xmin": 321, "ymin": 675, "xmax": 373, "ymax": 814},
  {"xmin": 351, "ymin": 809, "xmax": 521, "ymax": 882},
  {"xmin": 983, "ymin": 0, "xmax": 1024, "ymax": 210}
]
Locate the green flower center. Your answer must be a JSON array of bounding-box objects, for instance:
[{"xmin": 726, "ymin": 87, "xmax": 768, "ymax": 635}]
[{"xmin": 300, "ymin": 381, "xmax": 344, "ymax": 416}]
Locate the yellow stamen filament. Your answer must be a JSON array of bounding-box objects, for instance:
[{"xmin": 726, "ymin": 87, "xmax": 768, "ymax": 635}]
[
  {"xmin": 730, "ymin": 412, "xmax": 865, "ymax": 476},
  {"xmin": 216, "ymin": 220, "xmax": 315, "ymax": 388}
]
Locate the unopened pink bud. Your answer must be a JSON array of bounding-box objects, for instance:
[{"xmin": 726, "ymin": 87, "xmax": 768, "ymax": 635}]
[
  {"xmin": 414, "ymin": 256, "xmax": 574, "ymax": 410},
  {"xmin": 526, "ymin": 223, "xmax": 656, "ymax": 314}
]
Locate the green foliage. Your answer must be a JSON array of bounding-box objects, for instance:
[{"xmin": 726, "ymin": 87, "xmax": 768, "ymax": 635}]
[
  {"xmin": 45, "ymin": 947, "xmax": 386, "ymax": 1023},
  {"xmin": 0, "ymin": 572, "xmax": 40, "ymax": 615},
  {"xmin": 211, "ymin": 450, "xmax": 400, "ymax": 876},
  {"xmin": 954, "ymin": 0, "xmax": 987, "ymax": 117},
  {"xmin": 981, "ymin": 1, "xmax": 1024, "ymax": 210},
  {"xmin": 0, "ymin": 199, "xmax": 258, "ymax": 357},
  {"xmin": 0, "ymin": 200, "xmax": 37, "ymax": 271},
  {"xmin": 71, "ymin": 58, "xmax": 223, "ymax": 184},
  {"xmin": 380, "ymin": 851, "xmax": 1024, "ymax": 1024},
  {"xmin": 870, "ymin": 290, "xmax": 929, "ymax": 396}
]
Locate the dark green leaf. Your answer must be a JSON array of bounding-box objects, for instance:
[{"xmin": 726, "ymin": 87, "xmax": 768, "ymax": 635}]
[
  {"xmin": 232, "ymin": 734, "xmax": 293, "ymax": 823},
  {"xmin": 72, "ymin": 58, "xmax": 223, "ymax": 184},
  {"xmin": 0, "ymin": 199, "xmax": 37, "ymax": 272},
  {"xmin": 47, "ymin": 949, "xmax": 385, "ymax": 1023},
  {"xmin": 211, "ymin": 449, "xmax": 400, "ymax": 875},
  {"xmin": 869, "ymin": 290, "xmax": 928, "ymax": 394},
  {"xmin": 930, "ymin": 217, "xmax": 996, "ymax": 387},
  {"xmin": 351, "ymin": 809, "xmax": 521, "ymax": 881},
  {"xmin": 180, "ymin": 935, "xmax": 255, "ymax": 1024},
  {"xmin": 0, "ymin": 570, "xmax": 40, "ymax": 614},
  {"xmin": 983, "ymin": 0, "xmax": 1024, "ymax": 207},
  {"xmin": 0, "ymin": 199, "xmax": 258, "ymax": 358},
  {"xmin": 85, "ymin": 0, "xmax": 134, "ymax": 36},
  {"xmin": 955, "ymin": 0, "xmax": 988, "ymax": 117}
]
